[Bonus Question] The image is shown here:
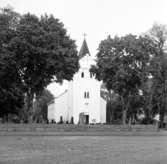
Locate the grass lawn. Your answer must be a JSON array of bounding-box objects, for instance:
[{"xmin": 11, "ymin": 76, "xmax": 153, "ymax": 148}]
[{"xmin": 0, "ymin": 135, "xmax": 166, "ymax": 164}]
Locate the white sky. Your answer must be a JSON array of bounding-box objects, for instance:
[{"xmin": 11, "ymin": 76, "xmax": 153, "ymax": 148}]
[{"xmin": 1, "ymin": 0, "xmax": 167, "ymax": 96}]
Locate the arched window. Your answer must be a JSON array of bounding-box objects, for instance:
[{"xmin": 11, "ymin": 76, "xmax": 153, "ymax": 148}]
[{"xmin": 81, "ymin": 72, "xmax": 84, "ymax": 78}]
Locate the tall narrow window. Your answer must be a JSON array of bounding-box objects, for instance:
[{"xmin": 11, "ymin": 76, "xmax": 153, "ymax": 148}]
[
  {"xmin": 84, "ymin": 92, "xmax": 87, "ymax": 98},
  {"xmin": 84, "ymin": 91, "xmax": 90, "ymax": 98},
  {"xmin": 87, "ymin": 92, "xmax": 89, "ymax": 98},
  {"xmin": 81, "ymin": 72, "xmax": 84, "ymax": 78},
  {"xmin": 90, "ymin": 72, "xmax": 94, "ymax": 78}
]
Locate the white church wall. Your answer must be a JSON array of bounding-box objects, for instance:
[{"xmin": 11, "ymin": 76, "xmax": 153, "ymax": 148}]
[
  {"xmin": 100, "ymin": 97, "xmax": 107, "ymax": 123},
  {"xmin": 55, "ymin": 91, "xmax": 68, "ymax": 123},
  {"xmin": 72, "ymin": 71, "xmax": 86, "ymax": 124},
  {"xmin": 71, "ymin": 66, "xmax": 102, "ymax": 124},
  {"xmin": 47, "ymin": 102, "xmax": 55, "ymax": 122},
  {"xmin": 67, "ymin": 81, "xmax": 74, "ymax": 122},
  {"xmin": 48, "ymin": 91, "xmax": 68, "ymax": 123},
  {"xmin": 87, "ymin": 75, "xmax": 101, "ymax": 124}
]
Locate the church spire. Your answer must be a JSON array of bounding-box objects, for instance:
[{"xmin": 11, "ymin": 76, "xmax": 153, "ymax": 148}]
[{"xmin": 78, "ymin": 36, "xmax": 90, "ymax": 59}]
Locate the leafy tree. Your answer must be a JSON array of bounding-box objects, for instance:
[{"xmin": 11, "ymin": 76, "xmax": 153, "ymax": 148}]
[
  {"xmin": 127, "ymin": 94, "xmax": 144, "ymax": 124},
  {"xmin": 0, "ymin": 9, "xmax": 79, "ymax": 122},
  {"xmin": 32, "ymin": 89, "xmax": 54, "ymax": 123},
  {"xmin": 91, "ymin": 34, "xmax": 156, "ymax": 125},
  {"xmin": 142, "ymin": 78, "xmax": 154, "ymax": 123},
  {"xmin": 106, "ymin": 94, "xmax": 122, "ymax": 124},
  {"xmin": 9, "ymin": 13, "xmax": 79, "ymax": 122},
  {"xmin": 100, "ymin": 84, "xmax": 121, "ymax": 123},
  {"xmin": 148, "ymin": 23, "xmax": 167, "ymax": 127},
  {"xmin": 0, "ymin": 7, "xmax": 24, "ymax": 118}
]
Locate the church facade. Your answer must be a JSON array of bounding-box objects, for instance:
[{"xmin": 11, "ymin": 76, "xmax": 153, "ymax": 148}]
[{"xmin": 47, "ymin": 39, "xmax": 106, "ymax": 124}]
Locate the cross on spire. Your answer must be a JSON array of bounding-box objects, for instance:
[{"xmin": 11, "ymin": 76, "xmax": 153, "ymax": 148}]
[{"xmin": 83, "ymin": 33, "xmax": 87, "ymax": 39}]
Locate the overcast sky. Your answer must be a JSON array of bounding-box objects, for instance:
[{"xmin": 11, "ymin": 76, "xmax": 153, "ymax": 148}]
[
  {"xmin": 1, "ymin": 0, "xmax": 167, "ymax": 54},
  {"xmin": 1, "ymin": 0, "xmax": 167, "ymax": 95}
]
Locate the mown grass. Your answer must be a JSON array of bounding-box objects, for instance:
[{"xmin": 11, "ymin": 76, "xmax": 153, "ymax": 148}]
[{"xmin": 0, "ymin": 135, "xmax": 166, "ymax": 164}]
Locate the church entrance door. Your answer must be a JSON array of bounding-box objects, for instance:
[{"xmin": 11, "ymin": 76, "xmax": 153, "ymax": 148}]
[
  {"xmin": 79, "ymin": 113, "xmax": 89, "ymax": 124},
  {"xmin": 85, "ymin": 115, "xmax": 89, "ymax": 124}
]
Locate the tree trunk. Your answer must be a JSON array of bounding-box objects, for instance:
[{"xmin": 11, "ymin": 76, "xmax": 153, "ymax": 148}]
[
  {"xmin": 122, "ymin": 109, "xmax": 127, "ymax": 125},
  {"xmin": 120, "ymin": 96, "xmax": 127, "ymax": 125},
  {"xmin": 159, "ymin": 103, "xmax": 165, "ymax": 128},
  {"xmin": 109, "ymin": 100, "xmax": 112, "ymax": 124},
  {"xmin": 111, "ymin": 103, "xmax": 115, "ymax": 123},
  {"xmin": 25, "ymin": 90, "xmax": 34, "ymax": 123},
  {"xmin": 128, "ymin": 116, "xmax": 132, "ymax": 126}
]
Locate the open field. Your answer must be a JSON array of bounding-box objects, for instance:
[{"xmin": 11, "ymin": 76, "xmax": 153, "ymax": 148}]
[{"xmin": 0, "ymin": 135, "xmax": 167, "ymax": 164}]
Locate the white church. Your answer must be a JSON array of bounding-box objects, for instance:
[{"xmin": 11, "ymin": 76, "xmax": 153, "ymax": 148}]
[{"xmin": 47, "ymin": 39, "xmax": 106, "ymax": 124}]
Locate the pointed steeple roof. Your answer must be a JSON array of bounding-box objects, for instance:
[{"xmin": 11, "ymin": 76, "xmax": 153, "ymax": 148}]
[{"xmin": 78, "ymin": 39, "xmax": 90, "ymax": 59}]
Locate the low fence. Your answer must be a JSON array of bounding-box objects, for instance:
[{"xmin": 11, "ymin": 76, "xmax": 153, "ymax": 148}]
[{"xmin": 0, "ymin": 124, "xmax": 158, "ymax": 132}]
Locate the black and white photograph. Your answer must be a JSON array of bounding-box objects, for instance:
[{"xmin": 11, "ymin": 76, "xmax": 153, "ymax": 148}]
[{"xmin": 0, "ymin": 0, "xmax": 167, "ymax": 163}]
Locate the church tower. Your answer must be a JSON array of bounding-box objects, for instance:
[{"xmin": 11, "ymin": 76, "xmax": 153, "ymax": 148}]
[
  {"xmin": 47, "ymin": 38, "xmax": 106, "ymax": 124},
  {"xmin": 68, "ymin": 38, "xmax": 106, "ymax": 124}
]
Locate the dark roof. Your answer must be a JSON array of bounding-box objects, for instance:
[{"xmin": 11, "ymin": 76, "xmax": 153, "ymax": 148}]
[{"xmin": 78, "ymin": 39, "xmax": 90, "ymax": 59}]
